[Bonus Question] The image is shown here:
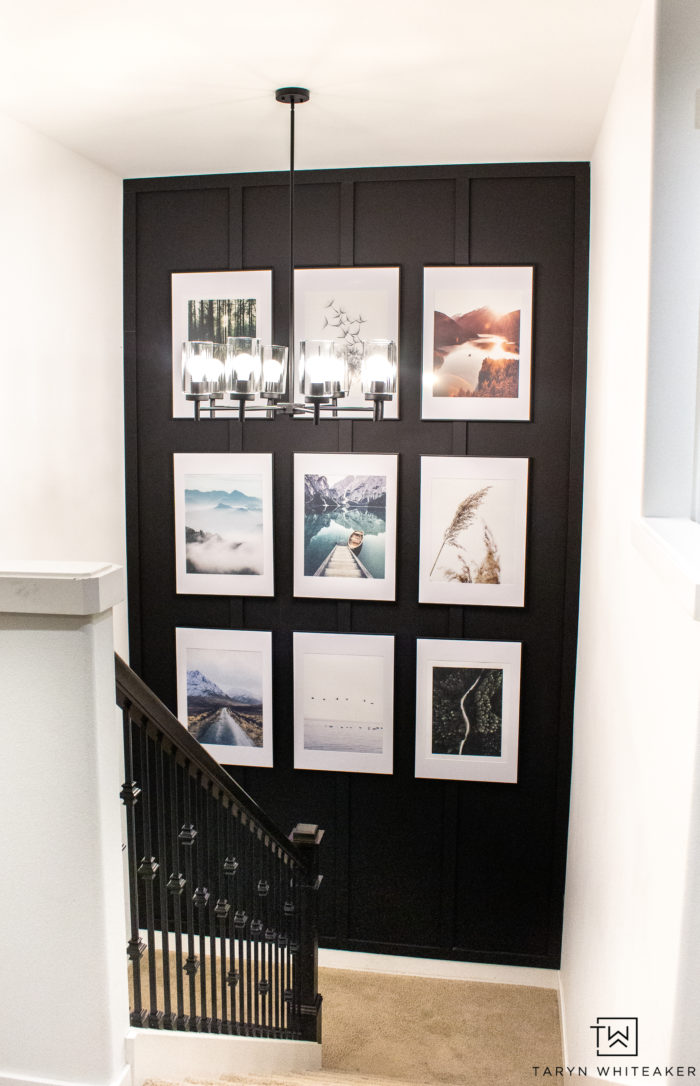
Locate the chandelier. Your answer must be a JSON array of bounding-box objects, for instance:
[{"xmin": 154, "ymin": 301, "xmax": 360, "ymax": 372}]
[{"xmin": 182, "ymin": 88, "xmax": 398, "ymax": 423}]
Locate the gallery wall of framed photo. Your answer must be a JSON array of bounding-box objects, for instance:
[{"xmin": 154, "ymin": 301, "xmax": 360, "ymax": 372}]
[{"xmin": 124, "ymin": 161, "xmax": 589, "ymax": 969}]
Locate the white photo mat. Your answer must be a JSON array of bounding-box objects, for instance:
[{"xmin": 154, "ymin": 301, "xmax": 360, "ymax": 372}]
[
  {"xmin": 171, "ymin": 270, "xmax": 273, "ymax": 418},
  {"xmin": 293, "ymin": 452, "xmax": 398, "ymax": 601},
  {"xmin": 293, "ymin": 632, "xmax": 394, "ymax": 774},
  {"xmin": 294, "ymin": 267, "xmax": 400, "ymax": 419},
  {"xmin": 176, "ymin": 626, "xmax": 274, "ymax": 767},
  {"xmin": 174, "ymin": 451, "xmax": 274, "ymax": 596},
  {"xmin": 421, "ymin": 265, "xmax": 533, "ymax": 421},
  {"xmin": 418, "ymin": 455, "xmax": 529, "ymax": 607},
  {"xmin": 415, "ymin": 638, "xmax": 521, "ymax": 783}
]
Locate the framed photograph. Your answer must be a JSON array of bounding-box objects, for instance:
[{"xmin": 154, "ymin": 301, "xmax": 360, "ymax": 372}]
[
  {"xmin": 421, "ymin": 265, "xmax": 533, "ymax": 420},
  {"xmin": 294, "ymin": 267, "xmax": 400, "ymax": 418},
  {"xmin": 418, "ymin": 456, "xmax": 529, "ymax": 607},
  {"xmin": 174, "ymin": 452, "xmax": 274, "ymax": 596},
  {"xmin": 172, "ymin": 270, "xmax": 273, "ymax": 418},
  {"xmin": 176, "ymin": 627, "xmax": 273, "ymax": 767},
  {"xmin": 293, "ymin": 452, "xmax": 398, "ymax": 601},
  {"xmin": 415, "ymin": 638, "xmax": 521, "ymax": 783},
  {"xmin": 293, "ymin": 632, "xmax": 394, "ymax": 774}
]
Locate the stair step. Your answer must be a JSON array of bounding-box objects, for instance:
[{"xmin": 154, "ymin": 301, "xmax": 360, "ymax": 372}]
[{"xmin": 187, "ymin": 1072, "xmax": 431, "ymax": 1086}]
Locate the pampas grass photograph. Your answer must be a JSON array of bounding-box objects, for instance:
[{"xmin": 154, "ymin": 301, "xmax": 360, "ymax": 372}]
[{"xmin": 418, "ymin": 456, "xmax": 528, "ymax": 607}]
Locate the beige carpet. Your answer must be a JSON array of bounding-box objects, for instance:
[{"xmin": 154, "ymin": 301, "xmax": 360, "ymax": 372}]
[{"xmin": 140, "ymin": 962, "xmax": 562, "ymax": 1086}]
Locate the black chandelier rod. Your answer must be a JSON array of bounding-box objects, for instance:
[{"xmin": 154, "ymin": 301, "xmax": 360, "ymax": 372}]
[{"xmin": 275, "ymin": 87, "xmax": 310, "ymax": 401}]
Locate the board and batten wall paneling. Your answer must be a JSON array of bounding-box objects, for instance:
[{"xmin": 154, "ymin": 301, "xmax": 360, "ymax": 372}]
[{"xmin": 124, "ymin": 162, "xmax": 589, "ymax": 967}]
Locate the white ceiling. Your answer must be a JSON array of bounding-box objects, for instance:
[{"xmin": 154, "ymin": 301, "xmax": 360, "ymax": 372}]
[{"xmin": 0, "ymin": 0, "xmax": 642, "ymax": 179}]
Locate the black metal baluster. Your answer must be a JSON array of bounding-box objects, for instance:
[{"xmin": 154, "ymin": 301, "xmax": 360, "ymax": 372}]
[
  {"xmin": 120, "ymin": 705, "xmax": 147, "ymax": 1027},
  {"xmin": 168, "ymin": 757, "xmax": 187, "ymax": 1031},
  {"xmin": 217, "ymin": 798, "xmax": 231, "ymax": 1034},
  {"xmin": 228, "ymin": 805, "xmax": 242, "ymax": 1034},
  {"xmin": 291, "ymin": 859, "xmax": 302, "ymax": 1036},
  {"xmin": 138, "ymin": 727, "xmax": 162, "ymax": 1028},
  {"xmin": 181, "ymin": 765, "xmax": 199, "ymax": 1029},
  {"xmin": 207, "ymin": 785, "xmax": 220, "ymax": 1033},
  {"xmin": 235, "ymin": 811, "xmax": 247, "ymax": 1035},
  {"xmin": 252, "ymin": 825, "xmax": 262, "ymax": 1034},
  {"xmin": 194, "ymin": 774, "xmax": 209, "ymax": 1031},
  {"xmin": 245, "ymin": 820, "xmax": 254, "ymax": 1033},
  {"xmin": 155, "ymin": 734, "xmax": 174, "ymax": 1028},
  {"xmin": 263, "ymin": 839, "xmax": 274, "ymax": 1035},
  {"xmin": 272, "ymin": 845, "xmax": 280, "ymax": 1033}
]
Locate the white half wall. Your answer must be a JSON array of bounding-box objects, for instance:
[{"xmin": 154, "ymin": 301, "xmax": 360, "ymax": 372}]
[
  {"xmin": 0, "ymin": 113, "xmax": 127, "ymax": 655},
  {"xmin": 561, "ymin": 0, "xmax": 700, "ymax": 1076}
]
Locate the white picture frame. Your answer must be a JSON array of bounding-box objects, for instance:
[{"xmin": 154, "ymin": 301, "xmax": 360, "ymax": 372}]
[
  {"xmin": 176, "ymin": 626, "xmax": 273, "ymax": 767},
  {"xmin": 418, "ymin": 456, "xmax": 529, "ymax": 607},
  {"xmin": 294, "ymin": 266, "xmax": 400, "ymax": 418},
  {"xmin": 293, "ymin": 632, "xmax": 394, "ymax": 774},
  {"xmin": 293, "ymin": 452, "xmax": 398, "ymax": 601},
  {"xmin": 421, "ymin": 265, "xmax": 533, "ymax": 420},
  {"xmin": 415, "ymin": 638, "xmax": 521, "ymax": 783},
  {"xmin": 174, "ymin": 452, "xmax": 274, "ymax": 596},
  {"xmin": 171, "ymin": 269, "xmax": 273, "ymax": 418}
]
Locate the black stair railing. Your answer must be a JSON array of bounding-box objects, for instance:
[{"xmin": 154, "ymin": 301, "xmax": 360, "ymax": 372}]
[{"xmin": 115, "ymin": 654, "xmax": 323, "ymax": 1042}]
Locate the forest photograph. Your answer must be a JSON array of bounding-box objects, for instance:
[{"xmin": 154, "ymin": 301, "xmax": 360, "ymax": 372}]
[
  {"xmin": 415, "ymin": 638, "xmax": 521, "ymax": 784},
  {"xmin": 430, "ymin": 665, "xmax": 503, "ymax": 757},
  {"xmin": 187, "ymin": 297, "xmax": 256, "ymax": 342}
]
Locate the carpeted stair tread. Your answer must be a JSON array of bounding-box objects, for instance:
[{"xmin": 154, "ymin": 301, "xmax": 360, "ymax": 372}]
[
  {"xmin": 136, "ymin": 962, "xmax": 562, "ymax": 1085},
  {"xmin": 145, "ymin": 1074, "xmax": 432, "ymax": 1086}
]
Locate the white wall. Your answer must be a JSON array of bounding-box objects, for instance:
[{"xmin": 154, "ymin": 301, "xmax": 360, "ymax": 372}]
[
  {"xmin": 0, "ymin": 113, "xmax": 127, "ymax": 654},
  {"xmin": 561, "ymin": 0, "xmax": 700, "ymax": 1075},
  {"xmin": 644, "ymin": 0, "xmax": 700, "ymax": 517}
]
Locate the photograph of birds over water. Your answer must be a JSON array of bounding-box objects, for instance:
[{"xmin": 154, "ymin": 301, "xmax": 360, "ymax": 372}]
[
  {"xmin": 421, "ymin": 265, "xmax": 533, "ymax": 421},
  {"xmin": 415, "ymin": 639, "xmax": 521, "ymax": 784},
  {"xmin": 418, "ymin": 455, "xmax": 528, "ymax": 607},
  {"xmin": 293, "ymin": 632, "xmax": 394, "ymax": 774}
]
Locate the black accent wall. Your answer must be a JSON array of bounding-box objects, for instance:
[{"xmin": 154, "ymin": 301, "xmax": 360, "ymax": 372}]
[{"xmin": 124, "ymin": 162, "xmax": 589, "ymax": 969}]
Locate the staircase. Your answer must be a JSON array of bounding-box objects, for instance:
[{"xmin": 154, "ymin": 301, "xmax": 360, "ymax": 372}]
[{"xmin": 116, "ymin": 655, "xmax": 324, "ymax": 1082}]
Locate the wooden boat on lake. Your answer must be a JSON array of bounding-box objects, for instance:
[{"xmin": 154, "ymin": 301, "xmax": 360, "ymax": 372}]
[{"xmin": 347, "ymin": 529, "xmax": 364, "ymax": 553}]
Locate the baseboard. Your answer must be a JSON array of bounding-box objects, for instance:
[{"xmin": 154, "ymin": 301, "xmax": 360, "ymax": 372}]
[
  {"xmin": 318, "ymin": 947, "xmax": 560, "ymax": 988},
  {"xmin": 138, "ymin": 929, "xmax": 559, "ymax": 988},
  {"xmin": 0, "ymin": 1066, "xmax": 130, "ymax": 1086},
  {"xmin": 126, "ymin": 1027, "xmax": 321, "ymax": 1086}
]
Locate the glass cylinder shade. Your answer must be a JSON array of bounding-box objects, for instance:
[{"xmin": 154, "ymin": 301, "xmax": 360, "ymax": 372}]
[
  {"xmin": 361, "ymin": 339, "xmax": 397, "ymax": 396},
  {"xmin": 299, "ymin": 339, "xmax": 349, "ymax": 399},
  {"xmin": 226, "ymin": 337, "xmax": 262, "ymax": 396},
  {"xmin": 182, "ymin": 340, "xmax": 216, "ymax": 396},
  {"xmin": 261, "ymin": 344, "xmax": 288, "ymax": 398}
]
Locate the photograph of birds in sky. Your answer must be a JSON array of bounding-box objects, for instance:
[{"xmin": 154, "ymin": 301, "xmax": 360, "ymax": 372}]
[{"xmin": 295, "ymin": 267, "xmax": 400, "ymax": 418}]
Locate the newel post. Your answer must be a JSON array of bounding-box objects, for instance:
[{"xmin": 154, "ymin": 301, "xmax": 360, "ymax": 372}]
[
  {"xmin": 290, "ymin": 822, "xmax": 324, "ymax": 1044},
  {"xmin": 0, "ymin": 562, "xmax": 129, "ymax": 1086}
]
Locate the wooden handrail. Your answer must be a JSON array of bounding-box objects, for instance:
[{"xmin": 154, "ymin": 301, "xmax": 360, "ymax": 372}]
[{"xmin": 114, "ymin": 653, "xmax": 303, "ymax": 868}]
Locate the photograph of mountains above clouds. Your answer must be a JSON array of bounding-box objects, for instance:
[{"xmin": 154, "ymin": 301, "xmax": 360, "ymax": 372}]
[{"xmin": 184, "ymin": 473, "xmax": 264, "ymax": 576}]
